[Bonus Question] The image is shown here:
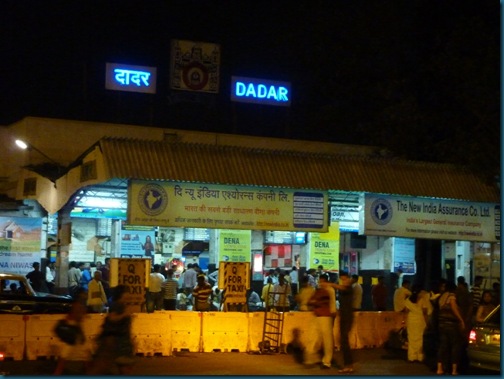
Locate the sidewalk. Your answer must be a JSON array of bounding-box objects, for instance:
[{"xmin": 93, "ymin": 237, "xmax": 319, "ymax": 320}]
[{"xmin": 0, "ymin": 348, "xmax": 436, "ymax": 376}]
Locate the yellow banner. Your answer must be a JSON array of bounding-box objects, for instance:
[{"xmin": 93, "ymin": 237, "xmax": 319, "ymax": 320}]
[
  {"xmin": 128, "ymin": 181, "xmax": 328, "ymax": 232},
  {"xmin": 218, "ymin": 229, "xmax": 251, "ymax": 262},
  {"xmin": 309, "ymin": 223, "xmax": 340, "ymax": 271}
]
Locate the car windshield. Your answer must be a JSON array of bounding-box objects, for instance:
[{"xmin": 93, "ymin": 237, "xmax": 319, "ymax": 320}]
[{"xmin": 0, "ymin": 278, "xmax": 33, "ymax": 296}]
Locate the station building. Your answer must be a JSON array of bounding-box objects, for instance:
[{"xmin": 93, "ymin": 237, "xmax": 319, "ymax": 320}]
[{"xmin": 0, "ymin": 117, "xmax": 500, "ymax": 309}]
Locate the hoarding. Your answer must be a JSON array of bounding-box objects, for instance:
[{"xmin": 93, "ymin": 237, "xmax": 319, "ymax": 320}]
[
  {"xmin": 128, "ymin": 181, "xmax": 328, "ymax": 232},
  {"xmin": 360, "ymin": 193, "xmax": 499, "ymax": 242}
]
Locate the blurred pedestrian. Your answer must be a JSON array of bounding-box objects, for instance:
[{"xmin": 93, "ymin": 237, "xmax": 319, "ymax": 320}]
[
  {"xmin": 371, "ymin": 276, "xmax": 388, "ymax": 311},
  {"xmin": 436, "ymin": 280, "xmax": 465, "ymax": 375},
  {"xmin": 87, "ymin": 270, "xmax": 107, "ymax": 313},
  {"xmin": 303, "ymin": 273, "xmax": 337, "ymax": 369},
  {"xmin": 54, "ymin": 288, "xmax": 91, "ymax": 375},
  {"xmin": 88, "ymin": 285, "xmax": 135, "ymax": 375},
  {"xmin": 404, "ymin": 284, "xmax": 432, "ymax": 363},
  {"xmin": 323, "ymin": 271, "xmax": 355, "ymax": 373},
  {"xmin": 296, "ymin": 276, "xmax": 315, "ymax": 311}
]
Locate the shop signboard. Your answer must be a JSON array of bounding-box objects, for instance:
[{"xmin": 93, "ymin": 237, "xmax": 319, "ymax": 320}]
[
  {"xmin": 0, "ymin": 217, "xmax": 42, "ymax": 275},
  {"xmin": 128, "ymin": 181, "xmax": 328, "ymax": 232},
  {"xmin": 110, "ymin": 258, "xmax": 150, "ymax": 308},
  {"xmin": 218, "ymin": 261, "xmax": 250, "ymax": 303},
  {"xmin": 231, "ymin": 76, "xmax": 291, "ymax": 107},
  {"xmin": 105, "ymin": 63, "xmax": 157, "ymax": 94},
  {"xmin": 218, "ymin": 229, "xmax": 251, "ymax": 262},
  {"xmin": 360, "ymin": 193, "xmax": 499, "ymax": 242},
  {"xmin": 309, "ymin": 223, "xmax": 340, "ymax": 271}
]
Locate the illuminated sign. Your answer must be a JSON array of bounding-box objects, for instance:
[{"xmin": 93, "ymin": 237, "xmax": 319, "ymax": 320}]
[
  {"xmin": 105, "ymin": 63, "xmax": 157, "ymax": 94},
  {"xmin": 230, "ymin": 76, "xmax": 291, "ymax": 106}
]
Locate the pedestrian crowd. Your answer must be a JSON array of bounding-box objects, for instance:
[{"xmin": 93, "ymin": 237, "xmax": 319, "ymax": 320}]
[{"xmin": 49, "ymin": 259, "xmax": 500, "ymax": 375}]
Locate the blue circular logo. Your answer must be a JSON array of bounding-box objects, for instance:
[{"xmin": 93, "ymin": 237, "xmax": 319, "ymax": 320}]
[
  {"xmin": 370, "ymin": 198, "xmax": 393, "ymax": 225},
  {"xmin": 138, "ymin": 183, "xmax": 168, "ymax": 216}
]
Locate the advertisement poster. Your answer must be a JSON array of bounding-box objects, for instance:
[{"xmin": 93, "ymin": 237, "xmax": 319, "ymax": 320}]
[
  {"xmin": 0, "ymin": 217, "xmax": 42, "ymax": 275},
  {"xmin": 361, "ymin": 193, "xmax": 499, "ymax": 242},
  {"xmin": 128, "ymin": 180, "xmax": 328, "ymax": 232},
  {"xmin": 218, "ymin": 229, "xmax": 251, "ymax": 262},
  {"xmin": 392, "ymin": 237, "xmax": 416, "ymax": 274},
  {"xmin": 120, "ymin": 223, "xmax": 156, "ymax": 259},
  {"xmin": 310, "ymin": 223, "xmax": 340, "ymax": 271}
]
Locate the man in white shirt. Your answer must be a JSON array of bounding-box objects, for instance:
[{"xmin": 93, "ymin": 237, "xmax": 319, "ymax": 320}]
[
  {"xmin": 393, "ymin": 279, "xmax": 412, "ymax": 312},
  {"xmin": 183, "ymin": 263, "xmax": 197, "ymax": 292},
  {"xmin": 149, "ymin": 264, "xmax": 165, "ymax": 311},
  {"xmin": 289, "ymin": 266, "xmax": 299, "ymax": 297},
  {"xmin": 351, "ymin": 274, "xmax": 363, "ymax": 311}
]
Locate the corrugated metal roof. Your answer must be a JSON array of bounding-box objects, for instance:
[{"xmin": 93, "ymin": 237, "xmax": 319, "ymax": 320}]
[{"xmin": 97, "ymin": 137, "xmax": 499, "ymax": 203}]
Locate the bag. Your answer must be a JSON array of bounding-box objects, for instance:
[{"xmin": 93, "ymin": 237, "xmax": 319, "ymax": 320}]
[{"xmin": 54, "ymin": 319, "xmax": 81, "ymax": 345}]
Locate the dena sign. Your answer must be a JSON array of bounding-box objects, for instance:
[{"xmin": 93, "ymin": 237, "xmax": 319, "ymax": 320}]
[{"xmin": 231, "ymin": 76, "xmax": 291, "ymax": 107}]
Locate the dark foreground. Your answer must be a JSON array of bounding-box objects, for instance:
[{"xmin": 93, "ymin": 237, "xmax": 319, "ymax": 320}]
[{"xmin": 0, "ymin": 348, "xmax": 498, "ymax": 376}]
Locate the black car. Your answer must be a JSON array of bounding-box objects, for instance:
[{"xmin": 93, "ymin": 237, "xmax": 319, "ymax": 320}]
[
  {"xmin": 468, "ymin": 304, "xmax": 501, "ymax": 372},
  {"xmin": 0, "ymin": 272, "xmax": 72, "ymax": 314}
]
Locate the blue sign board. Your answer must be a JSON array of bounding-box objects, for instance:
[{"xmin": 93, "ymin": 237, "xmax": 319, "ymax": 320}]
[
  {"xmin": 230, "ymin": 76, "xmax": 291, "ymax": 106},
  {"xmin": 105, "ymin": 63, "xmax": 157, "ymax": 94}
]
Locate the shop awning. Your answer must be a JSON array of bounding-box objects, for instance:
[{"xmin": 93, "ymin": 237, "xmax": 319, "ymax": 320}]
[{"xmin": 48, "ymin": 136, "xmax": 498, "ymax": 214}]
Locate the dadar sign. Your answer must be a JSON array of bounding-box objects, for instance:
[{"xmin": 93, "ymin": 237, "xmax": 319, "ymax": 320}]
[{"xmin": 231, "ymin": 76, "xmax": 291, "ymax": 107}]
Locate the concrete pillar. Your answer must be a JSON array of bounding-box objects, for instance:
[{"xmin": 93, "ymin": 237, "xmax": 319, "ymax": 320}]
[{"xmin": 54, "ymin": 206, "xmax": 72, "ymax": 295}]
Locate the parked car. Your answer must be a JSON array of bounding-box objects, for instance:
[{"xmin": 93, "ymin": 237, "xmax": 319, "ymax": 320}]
[
  {"xmin": 0, "ymin": 272, "xmax": 72, "ymax": 314},
  {"xmin": 468, "ymin": 304, "xmax": 501, "ymax": 372}
]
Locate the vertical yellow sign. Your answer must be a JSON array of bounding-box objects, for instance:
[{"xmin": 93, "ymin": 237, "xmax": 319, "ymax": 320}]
[{"xmin": 310, "ymin": 223, "xmax": 340, "ymax": 271}]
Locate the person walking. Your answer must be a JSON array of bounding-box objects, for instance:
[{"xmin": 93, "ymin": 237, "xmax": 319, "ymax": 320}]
[
  {"xmin": 303, "ymin": 273, "xmax": 337, "ymax": 370},
  {"xmin": 404, "ymin": 284, "xmax": 432, "ymax": 363},
  {"xmin": 435, "ymin": 280, "xmax": 465, "ymax": 376},
  {"xmin": 162, "ymin": 269, "xmax": 178, "ymax": 310},
  {"xmin": 148, "ymin": 264, "xmax": 165, "ymax": 311},
  {"xmin": 88, "ymin": 285, "xmax": 135, "ymax": 375},
  {"xmin": 296, "ymin": 276, "xmax": 315, "ymax": 311},
  {"xmin": 289, "ymin": 266, "xmax": 299, "ymax": 298},
  {"xmin": 470, "ymin": 275, "xmax": 484, "ymax": 314},
  {"xmin": 54, "ymin": 288, "xmax": 91, "ymax": 375},
  {"xmin": 87, "ymin": 270, "xmax": 108, "ymax": 313},
  {"xmin": 323, "ymin": 271, "xmax": 355, "ymax": 373}
]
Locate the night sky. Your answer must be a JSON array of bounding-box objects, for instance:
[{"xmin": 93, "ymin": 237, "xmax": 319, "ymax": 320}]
[{"xmin": 1, "ymin": 1, "xmax": 500, "ymax": 178}]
